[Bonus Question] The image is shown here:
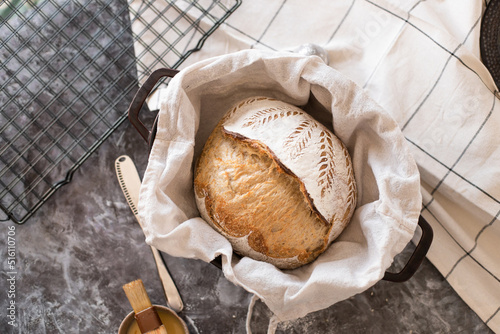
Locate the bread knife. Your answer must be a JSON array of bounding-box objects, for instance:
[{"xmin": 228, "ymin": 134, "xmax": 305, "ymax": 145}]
[{"xmin": 115, "ymin": 155, "xmax": 184, "ymax": 312}]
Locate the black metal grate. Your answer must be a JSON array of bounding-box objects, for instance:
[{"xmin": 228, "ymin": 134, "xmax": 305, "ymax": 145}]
[{"xmin": 0, "ymin": 0, "xmax": 241, "ymax": 224}]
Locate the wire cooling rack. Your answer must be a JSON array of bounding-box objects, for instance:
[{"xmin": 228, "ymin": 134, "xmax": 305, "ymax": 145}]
[{"xmin": 0, "ymin": 0, "xmax": 241, "ymax": 224}]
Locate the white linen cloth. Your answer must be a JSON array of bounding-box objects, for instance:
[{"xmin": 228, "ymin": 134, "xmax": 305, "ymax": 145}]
[
  {"xmin": 130, "ymin": 0, "xmax": 500, "ymax": 332},
  {"xmin": 137, "ymin": 49, "xmax": 422, "ymax": 322}
]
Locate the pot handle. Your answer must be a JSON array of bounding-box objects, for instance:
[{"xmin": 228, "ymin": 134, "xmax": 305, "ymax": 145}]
[
  {"xmin": 382, "ymin": 215, "xmax": 433, "ymax": 282},
  {"xmin": 128, "ymin": 68, "xmax": 180, "ymax": 142}
]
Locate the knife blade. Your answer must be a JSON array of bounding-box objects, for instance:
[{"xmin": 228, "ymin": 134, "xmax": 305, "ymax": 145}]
[{"xmin": 115, "ymin": 155, "xmax": 184, "ymax": 312}]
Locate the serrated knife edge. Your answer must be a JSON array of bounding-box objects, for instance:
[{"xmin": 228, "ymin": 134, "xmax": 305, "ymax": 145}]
[{"xmin": 115, "ymin": 158, "xmax": 140, "ymax": 218}]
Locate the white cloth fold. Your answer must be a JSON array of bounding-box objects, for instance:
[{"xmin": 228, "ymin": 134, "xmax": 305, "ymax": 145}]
[{"xmin": 137, "ymin": 49, "xmax": 422, "ymax": 321}]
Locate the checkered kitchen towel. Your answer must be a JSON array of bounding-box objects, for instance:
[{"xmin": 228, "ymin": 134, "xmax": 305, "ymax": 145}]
[{"xmin": 129, "ymin": 0, "xmax": 500, "ymax": 331}]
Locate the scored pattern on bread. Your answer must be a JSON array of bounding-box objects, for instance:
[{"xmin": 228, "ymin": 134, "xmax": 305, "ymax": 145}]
[
  {"xmin": 222, "ymin": 97, "xmax": 276, "ymax": 123},
  {"xmin": 242, "ymin": 106, "xmax": 301, "ymax": 128},
  {"xmin": 283, "ymin": 120, "xmax": 317, "ymax": 160},
  {"xmin": 318, "ymin": 130, "xmax": 336, "ymax": 197},
  {"xmin": 342, "ymin": 144, "xmax": 357, "ymax": 221}
]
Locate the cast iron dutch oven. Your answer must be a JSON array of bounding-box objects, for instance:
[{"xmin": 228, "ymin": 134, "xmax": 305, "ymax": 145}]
[{"xmin": 128, "ymin": 68, "xmax": 433, "ymax": 283}]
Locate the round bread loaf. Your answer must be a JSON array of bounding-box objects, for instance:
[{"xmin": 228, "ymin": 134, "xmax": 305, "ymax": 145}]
[{"xmin": 194, "ymin": 96, "xmax": 356, "ymax": 269}]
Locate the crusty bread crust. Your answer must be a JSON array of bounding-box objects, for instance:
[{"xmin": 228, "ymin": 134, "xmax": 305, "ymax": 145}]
[{"xmin": 194, "ymin": 97, "xmax": 356, "ymax": 269}]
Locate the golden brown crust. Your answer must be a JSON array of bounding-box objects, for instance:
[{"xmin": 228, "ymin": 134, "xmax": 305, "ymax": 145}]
[
  {"xmin": 222, "ymin": 128, "xmax": 329, "ymax": 226},
  {"xmin": 194, "ymin": 122, "xmax": 330, "ymax": 267}
]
